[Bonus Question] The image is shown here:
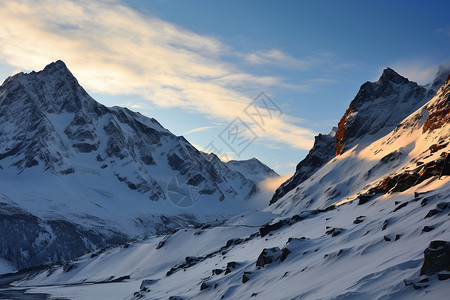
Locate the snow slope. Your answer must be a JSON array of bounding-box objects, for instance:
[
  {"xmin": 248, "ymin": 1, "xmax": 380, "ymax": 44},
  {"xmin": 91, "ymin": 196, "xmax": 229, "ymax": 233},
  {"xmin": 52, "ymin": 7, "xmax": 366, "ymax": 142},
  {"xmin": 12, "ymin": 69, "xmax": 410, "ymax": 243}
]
[
  {"xmin": 12, "ymin": 180, "xmax": 450, "ymax": 299},
  {"xmin": 5, "ymin": 66, "xmax": 450, "ymax": 299}
]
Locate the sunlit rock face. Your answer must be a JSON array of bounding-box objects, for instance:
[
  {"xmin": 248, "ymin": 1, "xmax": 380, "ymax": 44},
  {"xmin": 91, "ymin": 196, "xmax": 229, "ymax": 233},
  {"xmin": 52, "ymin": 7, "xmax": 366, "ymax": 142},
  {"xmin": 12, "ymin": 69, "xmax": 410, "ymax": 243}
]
[
  {"xmin": 335, "ymin": 67, "xmax": 429, "ymax": 156},
  {"xmin": 270, "ymin": 65, "xmax": 450, "ymax": 213},
  {"xmin": 423, "ymin": 77, "xmax": 450, "ymax": 134}
]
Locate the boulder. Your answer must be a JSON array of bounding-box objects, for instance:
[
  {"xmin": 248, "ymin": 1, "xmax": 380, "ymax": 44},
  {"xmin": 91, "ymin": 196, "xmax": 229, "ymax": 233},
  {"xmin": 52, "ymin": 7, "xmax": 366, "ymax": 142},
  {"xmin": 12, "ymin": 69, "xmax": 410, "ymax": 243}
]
[
  {"xmin": 393, "ymin": 202, "xmax": 408, "ymax": 212},
  {"xmin": 256, "ymin": 247, "xmax": 282, "ymax": 268},
  {"xmin": 325, "ymin": 227, "xmax": 342, "ymax": 237},
  {"xmin": 357, "ymin": 194, "xmax": 373, "ymax": 205},
  {"xmin": 425, "ymin": 202, "xmax": 449, "ymax": 218},
  {"xmin": 224, "ymin": 261, "xmax": 239, "ymax": 275},
  {"xmin": 259, "ymin": 220, "xmax": 287, "ymax": 237},
  {"xmin": 242, "ymin": 272, "xmax": 252, "ymax": 283},
  {"xmin": 200, "ymin": 281, "xmax": 210, "ymax": 291},
  {"xmin": 155, "ymin": 240, "xmax": 165, "ymax": 250},
  {"xmin": 422, "ymin": 226, "xmax": 434, "ymax": 233},
  {"xmin": 280, "ymin": 248, "xmax": 291, "ymax": 262},
  {"xmin": 420, "ymin": 241, "xmax": 450, "ymax": 276},
  {"xmin": 353, "ymin": 216, "xmax": 366, "ymax": 224},
  {"xmin": 212, "ymin": 269, "xmax": 223, "ymax": 275},
  {"xmin": 140, "ymin": 279, "xmax": 157, "ymax": 290},
  {"xmin": 382, "ymin": 219, "xmax": 389, "ymax": 231},
  {"xmin": 438, "ymin": 270, "xmax": 450, "ymax": 280}
]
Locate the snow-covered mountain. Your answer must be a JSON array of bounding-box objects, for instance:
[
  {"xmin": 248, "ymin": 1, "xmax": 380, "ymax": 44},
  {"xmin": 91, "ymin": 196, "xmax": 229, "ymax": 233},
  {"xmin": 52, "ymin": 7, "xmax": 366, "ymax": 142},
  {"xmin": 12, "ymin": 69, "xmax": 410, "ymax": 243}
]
[
  {"xmin": 226, "ymin": 158, "xmax": 278, "ymax": 183},
  {"xmin": 4, "ymin": 65, "xmax": 449, "ymax": 299},
  {"xmin": 271, "ymin": 65, "xmax": 448, "ymax": 207},
  {"xmin": 0, "ymin": 61, "xmax": 276, "ymax": 270}
]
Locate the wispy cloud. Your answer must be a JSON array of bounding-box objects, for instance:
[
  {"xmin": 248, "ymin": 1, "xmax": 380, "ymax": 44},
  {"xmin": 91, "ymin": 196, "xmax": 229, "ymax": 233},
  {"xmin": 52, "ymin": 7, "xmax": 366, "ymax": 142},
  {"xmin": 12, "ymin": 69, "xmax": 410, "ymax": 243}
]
[
  {"xmin": 258, "ymin": 173, "xmax": 293, "ymax": 192},
  {"xmin": 436, "ymin": 26, "xmax": 450, "ymax": 39},
  {"xmin": 249, "ymin": 172, "xmax": 293, "ymax": 207},
  {"xmin": 116, "ymin": 101, "xmax": 153, "ymax": 110},
  {"xmin": 0, "ymin": 0, "xmax": 320, "ymax": 150},
  {"xmin": 183, "ymin": 126, "xmax": 217, "ymax": 135},
  {"xmin": 245, "ymin": 49, "xmax": 332, "ymax": 70}
]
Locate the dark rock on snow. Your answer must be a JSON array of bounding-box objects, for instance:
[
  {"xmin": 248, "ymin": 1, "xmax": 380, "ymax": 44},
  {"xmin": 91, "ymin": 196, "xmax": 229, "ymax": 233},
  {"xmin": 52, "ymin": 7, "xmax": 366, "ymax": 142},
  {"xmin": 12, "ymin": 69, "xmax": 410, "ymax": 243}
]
[{"xmin": 420, "ymin": 240, "xmax": 450, "ymax": 276}]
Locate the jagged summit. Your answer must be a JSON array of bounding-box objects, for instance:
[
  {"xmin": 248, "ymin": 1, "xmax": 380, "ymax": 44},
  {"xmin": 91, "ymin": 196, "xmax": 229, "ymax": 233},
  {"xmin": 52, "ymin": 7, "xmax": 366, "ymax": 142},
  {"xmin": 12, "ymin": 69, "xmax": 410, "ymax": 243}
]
[
  {"xmin": 42, "ymin": 59, "xmax": 70, "ymax": 73},
  {"xmin": 0, "ymin": 60, "xmax": 94, "ymax": 116},
  {"xmin": 270, "ymin": 64, "xmax": 449, "ymax": 206},
  {"xmin": 378, "ymin": 67, "xmax": 409, "ymax": 85},
  {"xmin": 0, "ymin": 60, "xmax": 70, "ymax": 86},
  {"xmin": 270, "ymin": 64, "xmax": 450, "ymax": 213},
  {"xmin": 13, "ymin": 60, "xmax": 74, "ymax": 83},
  {"xmin": 335, "ymin": 68, "xmax": 429, "ymax": 156}
]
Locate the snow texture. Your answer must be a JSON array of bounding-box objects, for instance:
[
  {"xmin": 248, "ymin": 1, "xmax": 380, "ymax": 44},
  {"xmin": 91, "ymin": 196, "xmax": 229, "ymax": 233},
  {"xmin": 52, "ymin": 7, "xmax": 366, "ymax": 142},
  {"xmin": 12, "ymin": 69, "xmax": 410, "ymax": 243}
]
[{"xmin": 4, "ymin": 65, "xmax": 450, "ymax": 299}]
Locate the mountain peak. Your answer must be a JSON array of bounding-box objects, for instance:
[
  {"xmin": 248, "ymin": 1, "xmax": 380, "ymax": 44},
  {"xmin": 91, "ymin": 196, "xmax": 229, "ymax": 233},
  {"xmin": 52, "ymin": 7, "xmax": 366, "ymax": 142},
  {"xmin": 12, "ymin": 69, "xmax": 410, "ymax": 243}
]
[
  {"xmin": 378, "ymin": 67, "xmax": 408, "ymax": 85},
  {"xmin": 1, "ymin": 60, "xmax": 73, "ymax": 87},
  {"xmin": 44, "ymin": 59, "xmax": 68, "ymax": 70},
  {"xmin": 334, "ymin": 67, "xmax": 429, "ymax": 156},
  {"xmin": 40, "ymin": 60, "xmax": 74, "ymax": 78},
  {"xmin": 226, "ymin": 157, "xmax": 278, "ymax": 182}
]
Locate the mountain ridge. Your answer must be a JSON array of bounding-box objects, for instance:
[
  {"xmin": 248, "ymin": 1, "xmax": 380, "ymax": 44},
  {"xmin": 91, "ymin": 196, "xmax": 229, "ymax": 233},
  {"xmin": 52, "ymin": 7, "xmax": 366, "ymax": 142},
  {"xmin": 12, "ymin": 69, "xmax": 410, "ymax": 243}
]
[
  {"xmin": 270, "ymin": 66, "xmax": 450, "ymax": 213},
  {"xmin": 0, "ymin": 60, "xmax": 277, "ymax": 271},
  {"xmin": 270, "ymin": 64, "xmax": 449, "ymax": 206}
]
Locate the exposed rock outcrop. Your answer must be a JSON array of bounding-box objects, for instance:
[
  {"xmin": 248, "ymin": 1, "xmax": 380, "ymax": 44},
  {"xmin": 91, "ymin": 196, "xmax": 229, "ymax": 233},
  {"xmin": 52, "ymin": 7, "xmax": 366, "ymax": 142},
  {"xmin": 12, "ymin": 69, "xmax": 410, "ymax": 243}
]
[
  {"xmin": 420, "ymin": 241, "xmax": 450, "ymax": 276},
  {"xmin": 270, "ymin": 129, "xmax": 336, "ymax": 205},
  {"xmin": 335, "ymin": 68, "xmax": 429, "ymax": 156},
  {"xmin": 423, "ymin": 77, "xmax": 450, "ymax": 134},
  {"xmin": 256, "ymin": 247, "xmax": 282, "ymax": 268},
  {"xmin": 368, "ymin": 152, "xmax": 450, "ymax": 194}
]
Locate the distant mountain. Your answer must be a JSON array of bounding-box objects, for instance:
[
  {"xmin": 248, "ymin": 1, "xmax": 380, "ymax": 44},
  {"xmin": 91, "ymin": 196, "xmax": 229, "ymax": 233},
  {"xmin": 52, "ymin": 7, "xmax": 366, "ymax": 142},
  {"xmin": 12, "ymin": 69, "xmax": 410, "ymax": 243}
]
[
  {"xmin": 0, "ymin": 61, "xmax": 276, "ymax": 270},
  {"xmin": 226, "ymin": 157, "xmax": 278, "ymax": 182}
]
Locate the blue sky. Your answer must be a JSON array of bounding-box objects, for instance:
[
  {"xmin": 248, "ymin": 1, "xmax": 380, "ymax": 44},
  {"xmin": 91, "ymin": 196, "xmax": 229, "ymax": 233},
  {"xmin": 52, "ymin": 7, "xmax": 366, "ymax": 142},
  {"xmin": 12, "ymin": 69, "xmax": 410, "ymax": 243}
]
[{"xmin": 0, "ymin": 0, "xmax": 449, "ymax": 175}]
